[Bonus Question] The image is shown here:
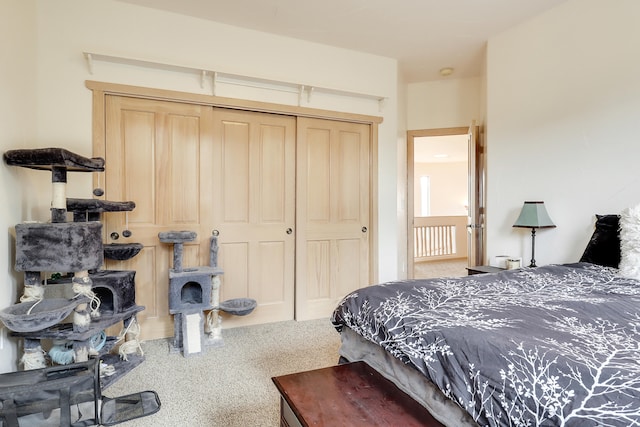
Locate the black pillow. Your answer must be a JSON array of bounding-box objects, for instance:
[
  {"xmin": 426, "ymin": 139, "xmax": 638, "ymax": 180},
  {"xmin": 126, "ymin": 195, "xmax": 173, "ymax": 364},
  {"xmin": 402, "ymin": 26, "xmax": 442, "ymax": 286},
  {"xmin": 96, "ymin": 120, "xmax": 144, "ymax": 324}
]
[{"xmin": 579, "ymin": 214, "xmax": 620, "ymax": 267}]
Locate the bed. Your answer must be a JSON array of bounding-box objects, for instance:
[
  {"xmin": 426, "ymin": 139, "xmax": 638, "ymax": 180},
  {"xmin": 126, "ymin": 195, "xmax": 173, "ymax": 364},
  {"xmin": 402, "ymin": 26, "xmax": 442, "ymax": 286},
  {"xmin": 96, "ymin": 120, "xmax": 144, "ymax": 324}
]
[{"xmin": 331, "ymin": 213, "xmax": 640, "ymax": 426}]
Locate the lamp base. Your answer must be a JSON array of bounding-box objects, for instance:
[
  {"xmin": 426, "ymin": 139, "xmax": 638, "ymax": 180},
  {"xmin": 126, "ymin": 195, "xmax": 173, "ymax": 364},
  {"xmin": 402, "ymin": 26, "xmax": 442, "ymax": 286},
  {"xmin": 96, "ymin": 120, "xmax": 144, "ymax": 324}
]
[{"xmin": 529, "ymin": 228, "xmax": 537, "ymax": 268}]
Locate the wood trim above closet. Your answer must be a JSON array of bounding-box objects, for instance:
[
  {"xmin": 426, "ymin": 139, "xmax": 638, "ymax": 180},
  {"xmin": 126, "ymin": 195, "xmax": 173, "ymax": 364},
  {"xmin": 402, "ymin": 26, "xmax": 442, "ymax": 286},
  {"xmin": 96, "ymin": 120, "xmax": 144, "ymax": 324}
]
[{"xmin": 85, "ymin": 80, "xmax": 383, "ymax": 125}]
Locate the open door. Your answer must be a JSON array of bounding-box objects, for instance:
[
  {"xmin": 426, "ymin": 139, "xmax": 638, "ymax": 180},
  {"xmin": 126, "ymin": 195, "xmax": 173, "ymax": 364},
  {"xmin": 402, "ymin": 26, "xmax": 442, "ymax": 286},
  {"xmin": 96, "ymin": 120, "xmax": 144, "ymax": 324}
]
[
  {"xmin": 407, "ymin": 127, "xmax": 479, "ymax": 279},
  {"xmin": 466, "ymin": 122, "xmax": 485, "ymax": 266}
]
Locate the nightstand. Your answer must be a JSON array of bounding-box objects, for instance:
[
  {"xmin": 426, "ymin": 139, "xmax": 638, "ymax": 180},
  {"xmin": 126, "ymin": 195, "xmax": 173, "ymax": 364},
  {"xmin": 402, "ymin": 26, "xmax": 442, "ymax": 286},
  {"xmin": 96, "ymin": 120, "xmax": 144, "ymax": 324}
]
[{"xmin": 466, "ymin": 266, "xmax": 505, "ymax": 275}]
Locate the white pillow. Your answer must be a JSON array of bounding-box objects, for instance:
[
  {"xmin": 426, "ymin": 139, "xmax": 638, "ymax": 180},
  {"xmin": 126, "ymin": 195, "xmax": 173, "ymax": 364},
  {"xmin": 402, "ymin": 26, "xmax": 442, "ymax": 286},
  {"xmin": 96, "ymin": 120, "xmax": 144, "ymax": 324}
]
[{"xmin": 618, "ymin": 203, "xmax": 640, "ymax": 280}]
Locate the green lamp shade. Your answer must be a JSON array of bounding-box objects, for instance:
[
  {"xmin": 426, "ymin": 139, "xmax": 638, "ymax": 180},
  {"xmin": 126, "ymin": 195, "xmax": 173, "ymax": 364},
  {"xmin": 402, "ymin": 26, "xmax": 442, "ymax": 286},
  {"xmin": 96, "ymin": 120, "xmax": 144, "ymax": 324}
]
[{"xmin": 513, "ymin": 201, "xmax": 556, "ymax": 229}]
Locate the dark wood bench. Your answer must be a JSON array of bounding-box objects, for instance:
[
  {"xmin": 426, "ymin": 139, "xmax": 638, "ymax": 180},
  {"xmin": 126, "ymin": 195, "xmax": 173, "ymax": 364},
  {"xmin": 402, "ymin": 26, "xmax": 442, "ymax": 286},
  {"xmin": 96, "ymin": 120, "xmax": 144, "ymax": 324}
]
[{"xmin": 272, "ymin": 361, "xmax": 445, "ymax": 427}]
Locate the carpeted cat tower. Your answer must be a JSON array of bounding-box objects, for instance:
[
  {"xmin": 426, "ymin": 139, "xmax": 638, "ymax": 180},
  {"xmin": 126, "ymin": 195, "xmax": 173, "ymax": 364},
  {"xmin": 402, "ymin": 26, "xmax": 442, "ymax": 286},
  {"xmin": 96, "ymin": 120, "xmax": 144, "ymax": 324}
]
[
  {"xmin": 0, "ymin": 148, "xmax": 145, "ymax": 384},
  {"xmin": 159, "ymin": 231, "xmax": 256, "ymax": 356},
  {"xmin": 0, "ymin": 148, "xmax": 164, "ymax": 426}
]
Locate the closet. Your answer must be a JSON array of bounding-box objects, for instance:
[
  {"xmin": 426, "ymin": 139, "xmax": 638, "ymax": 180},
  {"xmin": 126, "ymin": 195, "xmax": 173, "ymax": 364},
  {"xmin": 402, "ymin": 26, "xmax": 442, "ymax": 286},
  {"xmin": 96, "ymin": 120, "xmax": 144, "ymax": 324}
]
[{"xmin": 90, "ymin": 82, "xmax": 378, "ymax": 340}]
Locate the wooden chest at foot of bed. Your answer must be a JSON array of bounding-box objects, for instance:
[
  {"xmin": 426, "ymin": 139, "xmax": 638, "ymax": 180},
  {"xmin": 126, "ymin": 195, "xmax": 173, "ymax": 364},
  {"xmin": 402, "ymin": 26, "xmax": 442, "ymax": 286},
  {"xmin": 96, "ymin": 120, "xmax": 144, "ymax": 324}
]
[{"xmin": 272, "ymin": 362, "xmax": 444, "ymax": 427}]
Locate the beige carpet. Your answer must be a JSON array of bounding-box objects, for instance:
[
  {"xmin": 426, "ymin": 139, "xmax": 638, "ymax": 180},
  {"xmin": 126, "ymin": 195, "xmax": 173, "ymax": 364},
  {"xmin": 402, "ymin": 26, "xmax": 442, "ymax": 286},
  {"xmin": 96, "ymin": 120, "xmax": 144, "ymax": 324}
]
[
  {"xmin": 413, "ymin": 259, "xmax": 468, "ymax": 279},
  {"xmin": 104, "ymin": 318, "xmax": 341, "ymax": 426}
]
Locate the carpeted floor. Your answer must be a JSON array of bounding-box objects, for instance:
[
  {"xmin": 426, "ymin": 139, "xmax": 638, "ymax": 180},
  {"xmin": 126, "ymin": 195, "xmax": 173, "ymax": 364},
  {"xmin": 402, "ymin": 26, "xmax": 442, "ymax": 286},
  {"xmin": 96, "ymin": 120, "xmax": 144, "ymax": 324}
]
[
  {"xmin": 413, "ymin": 259, "xmax": 468, "ymax": 279},
  {"xmin": 103, "ymin": 265, "xmax": 465, "ymax": 426},
  {"xmin": 104, "ymin": 318, "xmax": 341, "ymax": 426}
]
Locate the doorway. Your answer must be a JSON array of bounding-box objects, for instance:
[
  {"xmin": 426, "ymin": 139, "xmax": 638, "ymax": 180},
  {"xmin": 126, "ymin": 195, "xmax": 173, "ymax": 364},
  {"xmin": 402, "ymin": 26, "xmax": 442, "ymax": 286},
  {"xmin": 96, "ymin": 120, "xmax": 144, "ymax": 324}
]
[{"xmin": 407, "ymin": 126, "xmax": 484, "ymax": 279}]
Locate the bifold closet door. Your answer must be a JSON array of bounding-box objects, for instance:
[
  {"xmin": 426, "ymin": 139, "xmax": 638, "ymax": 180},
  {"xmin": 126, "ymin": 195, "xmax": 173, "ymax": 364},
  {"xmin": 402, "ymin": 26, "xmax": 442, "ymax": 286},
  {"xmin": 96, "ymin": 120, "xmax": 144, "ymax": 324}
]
[
  {"xmin": 210, "ymin": 108, "xmax": 296, "ymax": 327},
  {"xmin": 296, "ymin": 117, "xmax": 371, "ymax": 320},
  {"xmin": 104, "ymin": 96, "xmax": 215, "ymax": 340}
]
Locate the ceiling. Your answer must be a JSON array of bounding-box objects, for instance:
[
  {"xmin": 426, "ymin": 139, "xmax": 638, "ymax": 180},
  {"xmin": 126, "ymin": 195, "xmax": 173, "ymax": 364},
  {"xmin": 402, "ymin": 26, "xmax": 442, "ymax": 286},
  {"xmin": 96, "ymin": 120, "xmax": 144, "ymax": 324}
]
[
  {"xmin": 415, "ymin": 135, "xmax": 468, "ymax": 164},
  {"xmin": 117, "ymin": 0, "xmax": 566, "ymax": 82}
]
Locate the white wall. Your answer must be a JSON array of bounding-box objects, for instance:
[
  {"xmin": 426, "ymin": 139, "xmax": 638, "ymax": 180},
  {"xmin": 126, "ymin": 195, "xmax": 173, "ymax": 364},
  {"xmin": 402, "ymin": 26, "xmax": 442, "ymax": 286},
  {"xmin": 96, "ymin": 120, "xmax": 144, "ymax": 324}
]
[
  {"xmin": 414, "ymin": 162, "xmax": 468, "ymax": 217},
  {"xmin": 0, "ymin": 0, "xmax": 400, "ymax": 372},
  {"xmin": 396, "ymin": 77, "xmax": 409, "ymax": 278},
  {"xmin": 0, "ymin": 0, "xmax": 38, "ymax": 373},
  {"xmin": 405, "ymin": 77, "xmax": 483, "ymax": 272},
  {"xmin": 486, "ymin": 0, "xmax": 640, "ymax": 265},
  {"xmin": 33, "ymin": 0, "xmax": 399, "ymax": 282},
  {"xmin": 407, "ymin": 77, "xmax": 482, "ymax": 130}
]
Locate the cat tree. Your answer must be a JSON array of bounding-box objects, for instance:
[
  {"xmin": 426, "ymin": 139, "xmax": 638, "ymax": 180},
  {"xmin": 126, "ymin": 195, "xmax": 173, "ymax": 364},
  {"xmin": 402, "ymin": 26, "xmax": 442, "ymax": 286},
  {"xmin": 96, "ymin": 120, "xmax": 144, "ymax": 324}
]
[
  {"xmin": 0, "ymin": 148, "xmax": 145, "ymax": 388},
  {"xmin": 159, "ymin": 230, "xmax": 256, "ymax": 356}
]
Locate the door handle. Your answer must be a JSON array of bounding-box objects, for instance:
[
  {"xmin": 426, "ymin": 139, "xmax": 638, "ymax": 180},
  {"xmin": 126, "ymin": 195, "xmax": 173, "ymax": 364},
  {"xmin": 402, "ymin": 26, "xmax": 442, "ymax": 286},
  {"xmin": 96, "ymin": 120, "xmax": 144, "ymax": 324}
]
[
  {"xmin": 286, "ymin": 228, "xmax": 293, "ymax": 234},
  {"xmin": 212, "ymin": 229, "xmax": 220, "ymax": 236},
  {"xmin": 361, "ymin": 226, "xmax": 368, "ymax": 233}
]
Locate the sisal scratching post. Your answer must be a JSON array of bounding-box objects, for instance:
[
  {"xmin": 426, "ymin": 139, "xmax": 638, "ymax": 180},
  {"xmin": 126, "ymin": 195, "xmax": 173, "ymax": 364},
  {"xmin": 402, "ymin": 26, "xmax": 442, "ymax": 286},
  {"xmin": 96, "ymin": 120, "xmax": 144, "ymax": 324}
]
[
  {"xmin": 205, "ymin": 275, "xmax": 223, "ymax": 346},
  {"xmin": 117, "ymin": 316, "xmax": 143, "ymax": 361},
  {"xmin": 205, "ymin": 236, "xmax": 223, "ymax": 346},
  {"xmin": 20, "ymin": 271, "xmax": 44, "ymax": 303},
  {"xmin": 72, "ymin": 272, "xmax": 93, "ymax": 363},
  {"xmin": 51, "ymin": 166, "xmax": 67, "ymax": 223},
  {"xmin": 72, "ymin": 272, "xmax": 98, "ymax": 332},
  {"xmin": 21, "ymin": 338, "xmax": 46, "ymax": 370}
]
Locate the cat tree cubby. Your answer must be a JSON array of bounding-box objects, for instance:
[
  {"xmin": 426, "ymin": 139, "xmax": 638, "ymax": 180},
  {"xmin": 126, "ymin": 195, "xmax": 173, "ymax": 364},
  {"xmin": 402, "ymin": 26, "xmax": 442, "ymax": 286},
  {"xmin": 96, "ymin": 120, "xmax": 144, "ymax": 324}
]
[{"xmin": 0, "ymin": 148, "xmax": 145, "ymax": 389}]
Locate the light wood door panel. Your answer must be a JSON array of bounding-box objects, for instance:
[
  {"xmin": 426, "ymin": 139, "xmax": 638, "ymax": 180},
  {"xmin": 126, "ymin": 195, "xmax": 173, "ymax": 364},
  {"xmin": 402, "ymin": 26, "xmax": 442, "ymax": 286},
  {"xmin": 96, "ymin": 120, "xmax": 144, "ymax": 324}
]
[
  {"xmin": 211, "ymin": 108, "xmax": 296, "ymax": 327},
  {"xmin": 104, "ymin": 95, "xmax": 214, "ymax": 340},
  {"xmin": 102, "ymin": 95, "xmax": 371, "ymax": 337},
  {"xmin": 296, "ymin": 118, "xmax": 371, "ymax": 320}
]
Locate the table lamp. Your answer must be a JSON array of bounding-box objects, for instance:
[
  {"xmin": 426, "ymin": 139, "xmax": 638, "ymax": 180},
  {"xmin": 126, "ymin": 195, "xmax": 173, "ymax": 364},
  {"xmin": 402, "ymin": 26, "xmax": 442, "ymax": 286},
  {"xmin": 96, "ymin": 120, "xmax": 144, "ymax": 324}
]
[{"xmin": 513, "ymin": 201, "xmax": 556, "ymax": 267}]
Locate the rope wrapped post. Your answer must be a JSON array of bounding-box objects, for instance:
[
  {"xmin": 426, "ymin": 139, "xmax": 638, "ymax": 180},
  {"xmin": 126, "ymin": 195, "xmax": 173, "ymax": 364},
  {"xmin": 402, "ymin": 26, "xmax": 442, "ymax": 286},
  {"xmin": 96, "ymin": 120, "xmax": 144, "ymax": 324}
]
[
  {"xmin": 204, "ymin": 235, "xmax": 223, "ymax": 346},
  {"xmin": 20, "ymin": 271, "xmax": 44, "ymax": 303},
  {"xmin": 117, "ymin": 316, "xmax": 143, "ymax": 361},
  {"xmin": 51, "ymin": 166, "xmax": 68, "ymax": 223},
  {"xmin": 205, "ymin": 275, "xmax": 222, "ymax": 341},
  {"xmin": 21, "ymin": 338, "xmax": 46, "ymax": 370},
  {"xmin": 72, "ymin": 271, "xmax": 100, "ymax": 336}
]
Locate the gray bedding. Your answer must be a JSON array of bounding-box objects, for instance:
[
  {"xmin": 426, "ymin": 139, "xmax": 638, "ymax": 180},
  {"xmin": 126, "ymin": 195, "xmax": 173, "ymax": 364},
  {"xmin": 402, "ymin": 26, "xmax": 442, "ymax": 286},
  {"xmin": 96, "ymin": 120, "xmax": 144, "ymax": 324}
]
[
  {"xmin": 339, "ymin": 326, "xmax": 478, "ymax": 426},
  {"xmin": 331, "ymin": 262, "xmax": 640, "ymax": 426}
]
